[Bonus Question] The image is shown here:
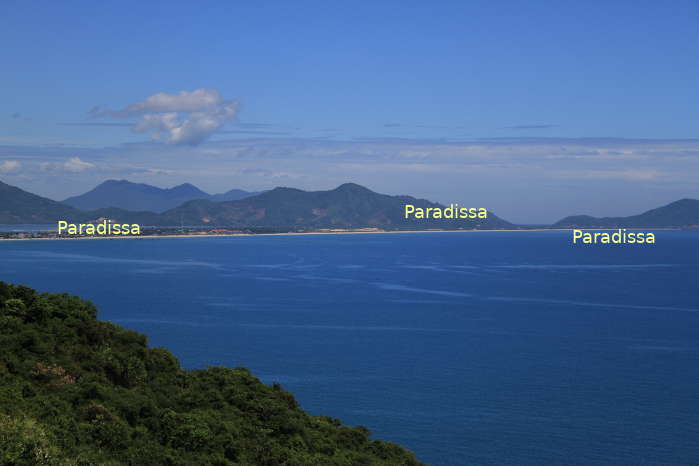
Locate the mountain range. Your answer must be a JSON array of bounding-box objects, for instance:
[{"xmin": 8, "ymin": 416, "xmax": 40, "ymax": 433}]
[
  {"xmin": 2, "ymin": 178, "xmax": 698, "ymax": 229},
  {"xmin": 63, "ymin": 179, "xmax": 259, "ymax": 213},
  {"xmin": 158, "ymin": 183, "xmax": 512, "ymax": 229},
  {"xmin": 0, "ymin": 179, "xmax": 511, "ymax": 229}
]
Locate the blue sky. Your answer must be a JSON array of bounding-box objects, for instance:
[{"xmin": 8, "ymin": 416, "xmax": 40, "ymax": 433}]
[{"xmin": 1, "ymin": 1, "xmax": 698, "ymax": 223}]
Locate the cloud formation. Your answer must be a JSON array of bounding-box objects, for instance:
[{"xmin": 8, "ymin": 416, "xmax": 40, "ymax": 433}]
[
  {"xmin": 0, "ymin": 160, "xmax": 20, "ymax": 173},
  {"xmin": 40, "ymin": 157, "xmax": 95, "ymax": 173},
  {"xmin": 91, "ymin": 89, "xmax": 239, "ymax": 145},
  {"xmin": 64, "ymin": 157, "xmax": 95, "ymax": 172}
]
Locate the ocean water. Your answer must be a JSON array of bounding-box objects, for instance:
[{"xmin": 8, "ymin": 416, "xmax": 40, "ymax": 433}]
[{"xmin": 1, "ymin": 231, "xmax": 698, "ymax": 465}]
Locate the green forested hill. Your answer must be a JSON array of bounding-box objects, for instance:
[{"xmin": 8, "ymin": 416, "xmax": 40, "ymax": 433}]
[
  {"xmin": 159, "ymin": 183, "xmax": 513, "ymax": 229},
  {"xmin": 0, "ymin": 282, "xmax": 423, "ymax": 465},
  {"xmin": 0, "ymin": 181, "xmax": 161, "ymax": 226},
  {"xmin": 0, "ymin": 181, "xmax": 82, "ymax": 224},
  {"xmin": 1, "ymin": 178, "xmax": 510, "ymax": 229}
]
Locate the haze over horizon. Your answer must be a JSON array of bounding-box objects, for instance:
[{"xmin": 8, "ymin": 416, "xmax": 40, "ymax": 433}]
[{"xmin": 2, "ymin": 1, "xmax": 698, "ymax": 223}]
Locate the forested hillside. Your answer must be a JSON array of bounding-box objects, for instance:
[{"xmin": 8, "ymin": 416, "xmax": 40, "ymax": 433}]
[{"xmin": 0, "ymin": 282, "xmax": 422, "ymax": 465}]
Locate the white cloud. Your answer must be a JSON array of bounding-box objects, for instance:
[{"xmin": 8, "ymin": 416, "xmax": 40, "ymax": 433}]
[
  {"xmin": 64, "ymin": 157, "xmax": 95, "ymax": 172},
  {"xmin": 124, "ymin": 88, "xmax": 227, "ymax": 113},
  {"xmin": 40, "ymin": 157, "xmax": 95, "ymax": 173},
  {"xmin": 0, "ymin": 160, "xmax": 20, "ymax": 173},
  {"xmin": 93, "ymin": 89, "xmax": 239, "ymax": 145}
]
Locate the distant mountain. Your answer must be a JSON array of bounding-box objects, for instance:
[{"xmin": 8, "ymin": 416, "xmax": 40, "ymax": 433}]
[
  {"xmin": 0, "ymin": 180, "xmax": 83, "ymax": 224},
  {"xmin": 158, "ymin": 183, "xmax": 513, "ymax": 229},
  {"xmin": 7, "ymin": 178, "xmax": 698, "ymax": 230},
  {"xmin": 1, "ymin": 180, "xmax": 511, "ymax": 229},
  {"xmin": 553, "ymin": 199, "xmax": 699, "ymax": 228},
  {"xmin": 62, "ymin": 180, "xmax": 259, "ymax": 213},
  {"xmin": 0, "ymin": 180, "xmax": 162, "ymax": 225},
  {"xmin": 209, "ymin": 188, "xmax": 260, "ymax": 202}
]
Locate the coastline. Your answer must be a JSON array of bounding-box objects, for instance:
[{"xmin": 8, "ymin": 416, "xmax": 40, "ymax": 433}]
[{"xmin": 0, "ymin": 227, "xmax": 681, "ymax": 242}]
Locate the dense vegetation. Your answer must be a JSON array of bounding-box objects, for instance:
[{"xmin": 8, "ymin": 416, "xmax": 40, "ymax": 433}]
[{"xmin": 0, "ymin": 282, "xmax": 423, "ymax": 465}]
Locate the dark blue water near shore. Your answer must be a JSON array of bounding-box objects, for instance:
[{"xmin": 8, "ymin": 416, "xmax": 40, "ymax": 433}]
[{"xmin": 2, "ymin": 231, "xmax": 698, "ymax": 465}]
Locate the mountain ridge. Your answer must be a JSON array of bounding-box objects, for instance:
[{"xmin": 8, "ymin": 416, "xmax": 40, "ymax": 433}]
[
  {"xmin": 157, "ymin": 182, "xmax": 512, "ymax": 229},
  {"xmin": 62, "ymin": 179, "xmax": 260, "ymax": 213},
  {"xmin": 4, "ymin": 178, "xmax": 699, "ymax": 229},
  {"xmin": 553, "ymin": 198, "xmax": 699, "ymax": 228},
  {"xmin": 0, "ymin": 180, "xmax": 84, "ymax": 224},
  {"xmin": 0, "ymin": 179, "xmax": 512, "ymax": 229}
]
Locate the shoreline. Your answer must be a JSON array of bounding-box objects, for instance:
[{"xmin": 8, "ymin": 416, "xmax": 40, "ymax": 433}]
[{"xmin": 0, "ymin": 227, "xmax": 683, "ymax": 242}]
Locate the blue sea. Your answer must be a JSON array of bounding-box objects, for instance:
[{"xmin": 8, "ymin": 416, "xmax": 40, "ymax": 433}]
[{"xmin": 1, "ymin": 231, "xmax": 698, "ymax": 465}]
